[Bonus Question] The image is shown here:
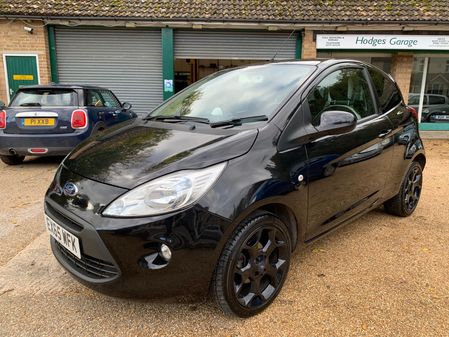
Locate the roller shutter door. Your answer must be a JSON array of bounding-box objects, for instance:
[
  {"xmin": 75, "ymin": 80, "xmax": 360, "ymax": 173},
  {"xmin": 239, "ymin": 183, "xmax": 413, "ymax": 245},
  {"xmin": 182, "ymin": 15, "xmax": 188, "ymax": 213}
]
[
  {"xmin": 55, "ymin": 28, "xmax": 162, "ymax": 114},
  {"xmin": 174, "ymin": 30, "xmax": 297, "ymax": 60}
]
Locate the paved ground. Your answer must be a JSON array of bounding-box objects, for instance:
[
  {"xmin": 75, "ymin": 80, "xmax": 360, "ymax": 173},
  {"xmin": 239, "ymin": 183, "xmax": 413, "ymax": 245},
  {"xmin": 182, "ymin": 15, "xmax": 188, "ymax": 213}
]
[{"xmin": 0, "ymin": 140, "xmax": 448, "ymax": 337}]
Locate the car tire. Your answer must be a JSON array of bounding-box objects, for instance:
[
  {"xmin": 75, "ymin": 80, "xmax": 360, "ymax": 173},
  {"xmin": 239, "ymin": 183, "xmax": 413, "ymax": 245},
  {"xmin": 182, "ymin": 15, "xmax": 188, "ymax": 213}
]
[
  {"xmin": 0, "ymin": 155, "xmax": 25, "ymax": 165},
  {"xmin": 212, "ymin": 212, "xmax": 291, "ymax": 317},
  {"xmin": 384, "ymin": 161, "xmax": 423, "ymax": 217}
]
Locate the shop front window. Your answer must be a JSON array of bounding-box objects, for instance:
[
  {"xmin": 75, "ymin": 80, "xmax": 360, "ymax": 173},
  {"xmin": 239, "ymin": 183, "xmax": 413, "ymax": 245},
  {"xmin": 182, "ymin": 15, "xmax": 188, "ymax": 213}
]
[
  {"xmin": 174, "ymin": 59, "xmax": 265, "ymax": 93},
  {"xmin": 409, "ymin": 57, "xmax": 449, "ymax": 126}
]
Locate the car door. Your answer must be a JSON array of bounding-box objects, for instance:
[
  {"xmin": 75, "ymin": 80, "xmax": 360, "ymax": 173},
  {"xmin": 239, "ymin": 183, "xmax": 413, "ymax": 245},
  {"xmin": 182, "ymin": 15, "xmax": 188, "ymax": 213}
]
[
  {"xmin": 98, "ymin": 89, "xmax": 133, "ymax": 125},
  {"xmin": 368, "ymin": 65, "xmax": 421, "ymax": 200},
  {"xmin": 303, "ymin": 64, "xmax": 395, "ymax": 240},
  {"xmin": 85, "ymin": 89, "xmax": 113, "ymax": 128}
]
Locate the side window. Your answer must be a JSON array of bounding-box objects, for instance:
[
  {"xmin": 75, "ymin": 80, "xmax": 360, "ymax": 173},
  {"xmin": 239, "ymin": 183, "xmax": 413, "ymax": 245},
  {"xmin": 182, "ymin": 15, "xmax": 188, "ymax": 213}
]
[
  {"xmin": 368, "ymin": 67, "xmax": 402, "ymax": 113},
  {"xmin": 99, "ymin": 90, "xmax": 121, "ymax": 108},
  {"xmin": 307, "ymin": 68, "xmax": 376, "ymax": 126},
  {"xmin": 86, "ymin": 90, "xmax": 105, "ymax": 107},
  {"xmin": 429, "ymin": 95, "xmax": 445, "ymax": 105}
]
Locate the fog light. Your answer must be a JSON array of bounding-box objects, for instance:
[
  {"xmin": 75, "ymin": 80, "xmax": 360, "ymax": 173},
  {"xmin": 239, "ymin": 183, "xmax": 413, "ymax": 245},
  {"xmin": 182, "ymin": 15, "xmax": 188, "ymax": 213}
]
[{"xmin": 160, "ymin": 244, "xmax": 172, "ymax": 261}]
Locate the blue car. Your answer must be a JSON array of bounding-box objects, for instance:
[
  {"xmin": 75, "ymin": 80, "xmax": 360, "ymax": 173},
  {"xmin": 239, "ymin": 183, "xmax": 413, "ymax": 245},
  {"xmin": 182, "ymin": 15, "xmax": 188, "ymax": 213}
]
[{"xmin": 0, "ymin": 84, "xmax": 137, "ymax": 165}]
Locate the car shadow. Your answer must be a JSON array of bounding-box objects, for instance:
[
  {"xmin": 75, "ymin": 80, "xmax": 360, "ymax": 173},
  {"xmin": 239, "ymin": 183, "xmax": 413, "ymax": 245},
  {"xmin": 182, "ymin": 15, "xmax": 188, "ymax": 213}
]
[{"xmin": 24, "ymin": 156, "xmax": 65, "ymax": 165}]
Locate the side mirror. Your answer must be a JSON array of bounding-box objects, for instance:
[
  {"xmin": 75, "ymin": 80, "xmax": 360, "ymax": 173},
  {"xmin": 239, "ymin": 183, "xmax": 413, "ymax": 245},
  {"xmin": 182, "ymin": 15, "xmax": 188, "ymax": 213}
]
[
  {"xmin": 314, "ymin": 110, "xmax": 357, "ymax": 137},
  {"xmin": 0, "ymin": 100, "xmax": 5, "ymax": 108},
  {"xmin": 122, "ymin": 102, "xmax": 132, "ymax": 110}
]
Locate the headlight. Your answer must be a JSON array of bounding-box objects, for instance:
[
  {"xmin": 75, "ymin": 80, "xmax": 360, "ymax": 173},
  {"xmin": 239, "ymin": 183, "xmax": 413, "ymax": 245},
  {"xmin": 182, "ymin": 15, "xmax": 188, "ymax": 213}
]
[
  {"xmin": 103, "ymin": 162, "xmax": 226, "ymax": 217},
  {"xmin": 422, "ymin": 108, "xmax": 429, "ymax": 114}
]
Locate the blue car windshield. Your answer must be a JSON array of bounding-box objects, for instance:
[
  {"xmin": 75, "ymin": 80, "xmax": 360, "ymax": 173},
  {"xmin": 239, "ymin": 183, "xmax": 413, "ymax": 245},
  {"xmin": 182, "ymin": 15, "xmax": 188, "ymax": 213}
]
[
  {"xmin": 10, "ymin": 89, "xmax": 78, "ymax": 107},
  {"xmin": 149, "ymin": 64, "xmax": 315, "ymax": 123}
]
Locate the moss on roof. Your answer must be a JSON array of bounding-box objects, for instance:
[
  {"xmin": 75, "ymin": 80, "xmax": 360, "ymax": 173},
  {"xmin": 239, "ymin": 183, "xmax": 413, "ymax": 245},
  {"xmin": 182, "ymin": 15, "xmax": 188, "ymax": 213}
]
[{"xmin": 0, "ymin": 0, "xmax": 446, "ymax": 23}]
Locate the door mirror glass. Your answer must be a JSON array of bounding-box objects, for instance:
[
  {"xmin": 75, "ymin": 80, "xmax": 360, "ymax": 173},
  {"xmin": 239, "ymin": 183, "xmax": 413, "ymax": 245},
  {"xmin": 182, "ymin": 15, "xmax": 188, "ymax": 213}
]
[
  {"xmin": 122, "ymin": 102, "xmax": 132, "ymax": 110},
  {"xmin": 315, "ymin": 110, "xmax": 357, "ymax": 136}
]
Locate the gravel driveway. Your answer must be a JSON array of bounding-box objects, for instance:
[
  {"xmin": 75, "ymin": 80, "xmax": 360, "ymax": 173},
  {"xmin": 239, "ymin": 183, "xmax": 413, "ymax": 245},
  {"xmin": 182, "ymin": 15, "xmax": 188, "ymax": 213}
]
[{"xmin": 0, "ymin": 140, "xmax": 448, "ymax": 337}]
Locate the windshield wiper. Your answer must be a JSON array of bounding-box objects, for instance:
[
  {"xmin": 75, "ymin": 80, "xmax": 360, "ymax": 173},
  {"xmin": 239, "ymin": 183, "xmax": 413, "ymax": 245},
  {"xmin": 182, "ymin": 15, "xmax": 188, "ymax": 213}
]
[
  {"xmin": 210, "ymin": 115, "xmax": 269, "ymax": 128},
  {"xmin": 144, "ymin": 115, "xmax": 210, "ymax": 124}
]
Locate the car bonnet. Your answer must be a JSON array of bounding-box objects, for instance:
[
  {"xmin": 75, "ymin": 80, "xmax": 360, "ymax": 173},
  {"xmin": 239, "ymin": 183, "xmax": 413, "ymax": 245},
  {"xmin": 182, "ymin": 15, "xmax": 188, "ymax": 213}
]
[{"xmin": 62, "ymin": 119, "xmax": 258, "ymax": 189}]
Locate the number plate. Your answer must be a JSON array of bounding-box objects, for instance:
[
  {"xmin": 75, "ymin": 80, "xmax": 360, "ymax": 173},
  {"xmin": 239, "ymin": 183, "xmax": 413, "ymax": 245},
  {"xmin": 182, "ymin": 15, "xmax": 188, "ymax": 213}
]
[
  {"xmin": 45, "ymin": 215, "xmax": 81, "ymax": 259},
  {"xmin": 433, "ymin": 115, "xmax": 449, "ymax": 120},
  {"xmin": 23, "ymin": 118, "xmax": 55, "ymax": 126}
]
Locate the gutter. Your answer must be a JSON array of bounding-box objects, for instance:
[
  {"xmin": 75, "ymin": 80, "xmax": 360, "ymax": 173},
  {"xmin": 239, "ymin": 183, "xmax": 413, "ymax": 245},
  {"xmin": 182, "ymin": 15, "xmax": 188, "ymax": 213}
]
[
  {"xmin": 2, "ymin": 14, "xmax": 449, "ymax": 26},
  {"xmin": 3, "ymin": 15, "xmax": 449, "ymax": 33}
]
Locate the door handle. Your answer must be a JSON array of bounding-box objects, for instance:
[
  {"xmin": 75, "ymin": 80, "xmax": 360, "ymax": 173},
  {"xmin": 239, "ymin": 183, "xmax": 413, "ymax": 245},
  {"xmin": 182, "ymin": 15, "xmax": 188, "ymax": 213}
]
[{"xmin": 378, "ymin": 129, "xmax": 392, "ymax": 138}]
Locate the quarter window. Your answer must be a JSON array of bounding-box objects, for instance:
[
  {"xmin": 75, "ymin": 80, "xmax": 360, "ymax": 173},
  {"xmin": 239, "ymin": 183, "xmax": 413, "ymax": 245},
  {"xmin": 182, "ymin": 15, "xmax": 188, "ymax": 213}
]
[
  {"xmin": 308, "ymin": 68, "xmax": 376, "ymax": 126},
  {"xmin": 368, "ymin": 67, "xmax": 402, "ymax": 113}
]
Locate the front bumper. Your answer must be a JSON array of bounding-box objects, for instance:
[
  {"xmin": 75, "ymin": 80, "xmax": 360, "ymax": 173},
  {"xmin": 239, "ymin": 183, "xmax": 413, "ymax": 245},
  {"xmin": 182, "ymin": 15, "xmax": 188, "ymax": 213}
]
[
  {"xmin": 45, "ymin": 167, "xmax": 231, "ymax": 298},
  {"xmin": 0, "ymin": 129, "xmax": 91, "ymax": 156}
]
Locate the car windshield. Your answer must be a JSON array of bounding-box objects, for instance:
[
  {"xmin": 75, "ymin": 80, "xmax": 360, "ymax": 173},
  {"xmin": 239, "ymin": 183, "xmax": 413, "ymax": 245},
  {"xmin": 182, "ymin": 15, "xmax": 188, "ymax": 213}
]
[
  {"xmin": 10, "ymin": 89, "xmax": 78, "ymax": 107},
  {"xmin": 149, "ymin": 64, "xmax": 315, "ymax": 123}
]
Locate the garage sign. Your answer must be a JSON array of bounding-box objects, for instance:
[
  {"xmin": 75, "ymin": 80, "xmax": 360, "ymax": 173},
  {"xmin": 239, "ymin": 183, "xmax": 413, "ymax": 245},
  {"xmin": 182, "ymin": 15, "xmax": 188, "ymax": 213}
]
[
  {"xmin": 316, "ymin": 34, "xmax": 449, "ymax": 50},
  {"xmin": 13, "ymin": 74, "xmax": 34, "ymax": 80}
]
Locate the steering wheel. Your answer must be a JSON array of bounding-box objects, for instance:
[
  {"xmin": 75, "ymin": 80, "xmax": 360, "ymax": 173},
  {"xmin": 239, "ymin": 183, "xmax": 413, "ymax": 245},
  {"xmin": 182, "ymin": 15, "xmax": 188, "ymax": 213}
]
[{"xmin": 321, "ymin": 105, "xmax": 361, "ymax": 120}]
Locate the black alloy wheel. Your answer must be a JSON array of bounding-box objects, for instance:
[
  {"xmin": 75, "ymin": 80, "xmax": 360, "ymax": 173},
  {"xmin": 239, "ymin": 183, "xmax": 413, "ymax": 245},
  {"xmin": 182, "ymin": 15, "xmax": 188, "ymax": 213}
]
[
  {"xmin": 213, "ymin": 212, "xmax": 291, "ymax": 317},
  {"xmin": 385, "ymin": 161, "xmax": 423, "ymax": 217},
  {"xmin": 403, "ymin": 164, "xmax": 423, "ymax": 212}
]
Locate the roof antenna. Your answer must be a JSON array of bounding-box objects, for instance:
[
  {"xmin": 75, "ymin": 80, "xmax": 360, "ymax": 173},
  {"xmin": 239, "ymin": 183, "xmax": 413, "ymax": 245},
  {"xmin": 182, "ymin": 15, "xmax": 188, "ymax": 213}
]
[{"xmin": 271, "ymin": 28, "xmax": 297, "ymax": 61}]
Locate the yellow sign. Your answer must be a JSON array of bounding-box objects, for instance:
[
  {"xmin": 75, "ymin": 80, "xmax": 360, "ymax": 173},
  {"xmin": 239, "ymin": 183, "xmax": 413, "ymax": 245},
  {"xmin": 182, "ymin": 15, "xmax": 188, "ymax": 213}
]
[{"xmin": 13, "ymin": 74, "xmax": 34, "ymax": 81}]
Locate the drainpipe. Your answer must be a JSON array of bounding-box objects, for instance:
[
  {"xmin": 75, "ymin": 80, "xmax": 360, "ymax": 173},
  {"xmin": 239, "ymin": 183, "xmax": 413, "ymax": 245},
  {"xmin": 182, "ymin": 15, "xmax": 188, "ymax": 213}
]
[{"xmin": 47, "ymin": 25, "xmax": 59, "ymax": 83}]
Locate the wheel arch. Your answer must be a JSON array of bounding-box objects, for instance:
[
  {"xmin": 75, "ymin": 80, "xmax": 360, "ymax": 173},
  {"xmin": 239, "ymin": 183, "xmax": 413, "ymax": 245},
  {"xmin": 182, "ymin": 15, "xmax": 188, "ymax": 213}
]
[
  {"xmin": 413, "ymin": 152, "xmax": 426, "ymax": 169},
  {"xmin": 258, "ymin": 203, "xmax": 299, "ymax": 251},
  {"xmin": 91, "ymin": 121, "xmax": 106, "ymax": 134},
  {"xmin": 221, "ymin": 201, "xmax": 302, "ymax": 253}
]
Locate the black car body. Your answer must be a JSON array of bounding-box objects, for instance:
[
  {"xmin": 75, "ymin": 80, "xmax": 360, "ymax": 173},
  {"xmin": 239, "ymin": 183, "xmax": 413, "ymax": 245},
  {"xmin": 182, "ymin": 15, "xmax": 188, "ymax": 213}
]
[
  {"xmin": 0, "ymin": 84, "xmax": 137, "ymax": 165},
  {"xmin": 44, "ymin": 60, "xmax": 425, "ymax": 317}
]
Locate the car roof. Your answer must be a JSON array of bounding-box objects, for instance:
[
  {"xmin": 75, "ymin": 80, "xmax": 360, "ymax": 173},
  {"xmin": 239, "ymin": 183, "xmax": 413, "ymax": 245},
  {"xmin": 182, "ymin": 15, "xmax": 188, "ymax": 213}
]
[
  {"xmin": 409, "ymin": 93, "xmax": 447, "ymax": 97},
  {"xmin": 259, "ymin": 59, "xmax": 366, "ymax": 67},
  {"xmin": 18, "ymin": 83, "xmax": 110, "ymax": 91}
]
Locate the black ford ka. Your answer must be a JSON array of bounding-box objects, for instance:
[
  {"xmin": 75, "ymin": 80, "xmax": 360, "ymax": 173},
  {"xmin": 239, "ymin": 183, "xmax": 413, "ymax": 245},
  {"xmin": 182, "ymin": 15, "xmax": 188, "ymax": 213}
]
[{"xmin": 44, "ymin": 60, "xmax": 425, "ymax": 317}]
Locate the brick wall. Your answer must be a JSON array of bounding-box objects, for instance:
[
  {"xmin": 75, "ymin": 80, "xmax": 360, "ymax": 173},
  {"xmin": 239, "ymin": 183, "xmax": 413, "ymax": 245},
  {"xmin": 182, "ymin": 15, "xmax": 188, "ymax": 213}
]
[
  {"xmin": 0, "ymin": 20, "xmax": 51, "ymax": 104},
  {"xmin": 302, "ymin": 29, "xmax": 317, "ymax": 59},
  {"xmin": 390, "ymin": 54, "xmax": 414, "ymax": 104}
]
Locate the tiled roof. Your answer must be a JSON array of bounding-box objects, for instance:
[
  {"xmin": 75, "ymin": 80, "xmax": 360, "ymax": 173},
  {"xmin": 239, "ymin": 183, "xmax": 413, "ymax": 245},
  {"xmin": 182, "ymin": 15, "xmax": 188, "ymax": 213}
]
[{"xmin": 0, "ymin": 0, "xmax": 448, "ymax": 23}]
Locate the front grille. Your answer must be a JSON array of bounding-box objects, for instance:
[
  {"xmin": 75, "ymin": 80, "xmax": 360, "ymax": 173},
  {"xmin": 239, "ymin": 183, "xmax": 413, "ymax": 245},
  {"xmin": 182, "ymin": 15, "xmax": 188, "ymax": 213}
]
[
  {"xmin": 46, "ymin": 202, "xmax": 83, "ymax": 232},
  {"xmin": 55, "ymin": 241, "xmax": 119, "ymax": 280}
]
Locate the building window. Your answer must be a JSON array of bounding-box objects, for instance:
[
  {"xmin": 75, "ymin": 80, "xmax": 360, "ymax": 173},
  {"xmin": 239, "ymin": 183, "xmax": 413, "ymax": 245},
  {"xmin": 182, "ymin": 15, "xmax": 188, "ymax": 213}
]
[
  {"xmin": 413, "ymin": 58, "xmax": 425, "ymax": 73},
  {"xmin": 409, "ymin": 57, "xmax": 449, "ymax": 124},
  {"xmin": 316, "ymin": 52, "xmax": 392, "ymax": 73},
  {"xmin": 445, "ymin": 60, "xmax": 449, "ymax": 73}
]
